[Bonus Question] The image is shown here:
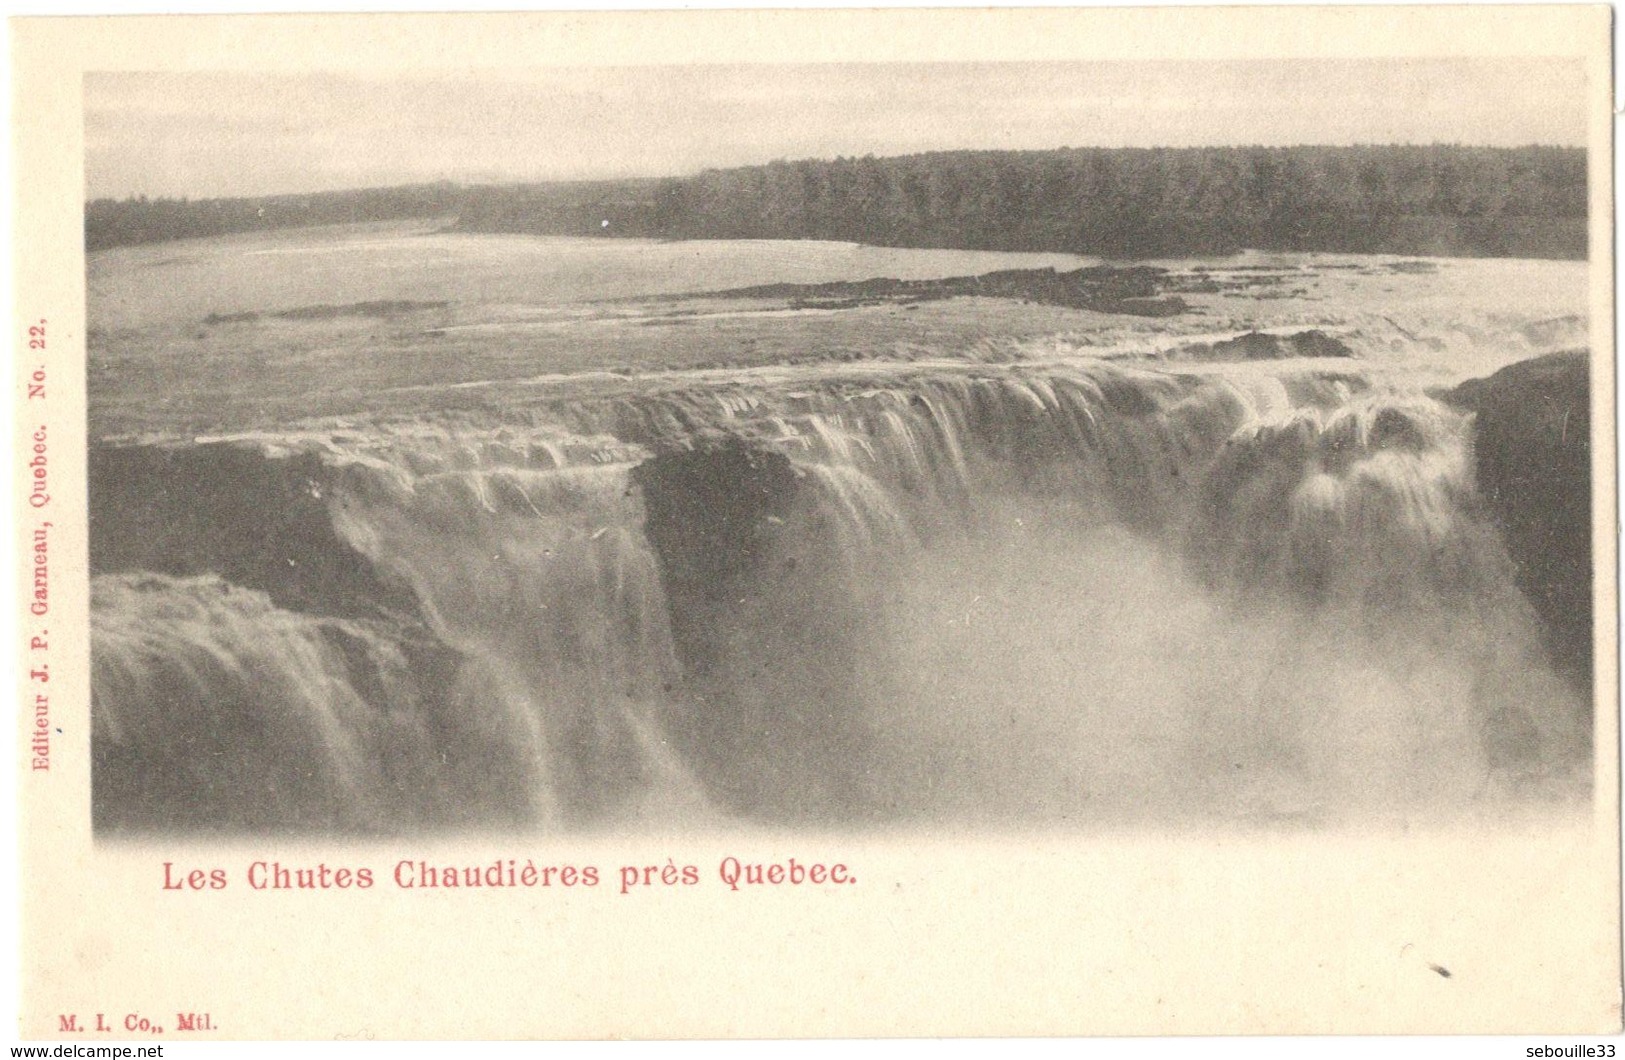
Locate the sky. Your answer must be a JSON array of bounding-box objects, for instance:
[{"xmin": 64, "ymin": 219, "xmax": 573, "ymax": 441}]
[{"xmin": 84, "ymin": 59, "xmax": 1590, "ymax": 200}]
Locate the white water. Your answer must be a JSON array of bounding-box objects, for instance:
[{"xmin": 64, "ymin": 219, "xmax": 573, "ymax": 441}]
[{"xmin": 90, "ymin": 361, "xmax": 1589, "ymax": 833}]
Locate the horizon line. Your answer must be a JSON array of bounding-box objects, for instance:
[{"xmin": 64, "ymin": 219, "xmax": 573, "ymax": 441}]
[{"xmin": 85, "ymin": 140, "xmax": 1589, "ymax": 206}]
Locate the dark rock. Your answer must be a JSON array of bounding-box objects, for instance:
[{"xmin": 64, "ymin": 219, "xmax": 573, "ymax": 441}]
[{"xmin": 1449, "ymin": 350, "xmax": 1592, "ymax": 699}]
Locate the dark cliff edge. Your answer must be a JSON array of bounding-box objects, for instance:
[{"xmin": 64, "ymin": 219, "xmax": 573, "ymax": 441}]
[
  {"xmin": 1447, "ymin": 350, "xmax": 1593, "ymax": 703},
  {"xmin": 90, "ymin": 444, "xmax": 413, "ymax": 621},
  {"xmin": 632, "ymin": 438, "xmax": 886, "ymax": 819},
  {"xmin": 87, "ymin": 443, "xmax": 471, "ymax": 834}
]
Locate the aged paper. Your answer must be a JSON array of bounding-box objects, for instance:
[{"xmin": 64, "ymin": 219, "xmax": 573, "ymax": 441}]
[{"xmin": 11, "ymin": 6, "xmax": 1620, "ymax": 1042}]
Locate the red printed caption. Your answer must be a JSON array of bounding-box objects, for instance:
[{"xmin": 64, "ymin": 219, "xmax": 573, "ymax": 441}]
[
  {"xmin": 25, "ymin": 319, "xmax": 51, "ymax": 774},
  {"xmin": 67, "ymin": 852, "xmax": 856, "ymax": 1033},
  {"xmin": 55, "ymin": 1010, "xmax": 213, "ymax": 1036},
  {"xmin": 157, "ymin": 857, "xmax": 857, "ymax": 893}
]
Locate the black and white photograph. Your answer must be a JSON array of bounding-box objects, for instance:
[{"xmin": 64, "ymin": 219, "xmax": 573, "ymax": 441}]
[{"xmin": 85, "ymin": 58, "xmax": 1598, "ymax": 835}]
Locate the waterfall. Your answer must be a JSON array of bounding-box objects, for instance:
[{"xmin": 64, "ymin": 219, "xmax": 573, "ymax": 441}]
[{"xmin": 89, "ymin": 359, "xmax": 1591, "ymax": 833}]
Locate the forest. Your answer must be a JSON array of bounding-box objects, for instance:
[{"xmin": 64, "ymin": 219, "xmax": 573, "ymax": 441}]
[
  {"xmin": 85, "ymin": 182, "xmax": 463, "ymax": 251},
  {"xmin": 90, "ymin": 145, "xmax": 1586, "ymax": 259}
]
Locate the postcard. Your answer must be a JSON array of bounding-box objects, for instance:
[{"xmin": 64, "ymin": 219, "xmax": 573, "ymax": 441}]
[{"xmin": 11, "ymin": 6, "xmax": 1619, "ymax": 1040}]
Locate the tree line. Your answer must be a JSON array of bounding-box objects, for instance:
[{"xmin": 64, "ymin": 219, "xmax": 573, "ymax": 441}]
[
  {"xmin": 90, "ymin": 145, "xmax": 1586, "ymax": 259},
  {"xmin": 85, "ymin": 182, "xmax": 463, "ymax": 251}
]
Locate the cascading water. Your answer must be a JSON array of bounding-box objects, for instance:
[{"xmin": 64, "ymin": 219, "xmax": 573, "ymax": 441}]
[
  {"xmin": 89, "ymin": 359, "xmax": 1591, "ymax": 834},
  {"xmin": 92, "ymin": 572, "xmax": 445, "ymax": 833}
]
